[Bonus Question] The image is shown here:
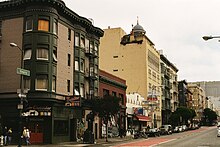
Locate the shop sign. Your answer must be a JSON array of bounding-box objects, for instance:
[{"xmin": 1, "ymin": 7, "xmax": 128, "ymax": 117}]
[
  {"xmin": 133, "ymin": 107, "xmax": 143, "ymax": 115},
  {"xmin": 65, "ymin": 96, "xmax": 80, "ymax": 107},
  {"xmin": 23, "ymin": 106, "xmax": 52, "ymax": 117}
]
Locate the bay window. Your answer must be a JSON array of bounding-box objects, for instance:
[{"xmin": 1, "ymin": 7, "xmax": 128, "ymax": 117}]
[{"xmin": 36, "ymin": 75, "xmax": 48, "ymax": 91}]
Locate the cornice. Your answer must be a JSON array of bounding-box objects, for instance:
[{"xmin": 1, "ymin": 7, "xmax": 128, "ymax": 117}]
[
  {"xmin": 99, "ymin": 76, "xmax": 127, "ymax": 90},
  {"xmin": 0, "ymin": 0, "xmax": 104, "ymax": 37}
]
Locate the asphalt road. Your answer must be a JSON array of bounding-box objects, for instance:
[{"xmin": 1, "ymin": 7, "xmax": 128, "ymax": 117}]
[
  {"xmin": 154, "ymin": 126, "xmax": 220, "ymax": 147},
  {"xmin": 110, "ymin": 126, "xmax": 220, "ymax": 147}
]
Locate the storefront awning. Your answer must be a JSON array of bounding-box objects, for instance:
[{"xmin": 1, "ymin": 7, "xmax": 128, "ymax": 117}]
[{"xmin": 136, "ymin": 115, "xmax": 151, "ymax": 122}]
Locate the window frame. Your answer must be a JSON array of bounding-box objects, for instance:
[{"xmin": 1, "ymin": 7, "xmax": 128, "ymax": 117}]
[
  {"xmin": 53, "ymin": 19, "xmax": 58, "ymax": 35},
  {"xmin": 37, "ymin": 48, "xmax": 49, "ymax": 60},
  {"xmin": 23, "ymin": 49, "xmax": 32, "ymax": 60},
  {"xmin": 26, "ymin": 17, "xmax": 33, "ymax": 32},
  {"xmin": 38, "ymin": 19, "xmax": 49, "ymax": 32},
  {"xmin": 35, "ymin": 75, "xmax": 48, "ymax": 91}
]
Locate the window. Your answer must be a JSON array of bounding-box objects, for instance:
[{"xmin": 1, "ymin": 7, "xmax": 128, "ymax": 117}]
[
  {"xmin": 80, "ymin": 59, "xmax": 84, "ymax": 72},
  {"xmin": 24, "ymin": 78, "xmax": 30, "ymax": 90},
  {"xmin": 67, "ymin": 80, "xmax": 70, "ymax": 92},
  {"xmin": 85, "ymin": 38, "xmax": 89, "ymax": 52},
  {"xmin": 75, "ymin": 58, "xmax": 79, "ymax": 71},
  {"xmin": 26, "ymin": 17, "xmax": 33, "ymax": 32},
  {"xmin": 23, "ymin": 49, "xmax": 32, "ymax": 60},
  {"xmin": 80, "ymin": 36, "xmax": 85, "ymax": 48},
  {"xmin": 68, "ymin": 28, "xmax": 71, "ymax": 40},
  {"xmin": 94, "ymin": 43, "xmax": 98, "ymax": 55},
  {"xmin": 112, "ymin": 91, "xmax": 117, "ymax": 97},
  {"xmin": 68, "ymin": 54, "xmax": 71, "ymax": 66},
  {"xmin": 35, "ymin": 75, "xmax": 48, "ymax": 90},
  {"xmin": 119, "ymin": 93, "xmax": 124, "ymax": 105},
  {"xmin": 37, "ymin": 49, "xmax": 48, "ymax": 60},
  {"xmin": 94, "ymin": 65, "xmax": 98, "ymax": 74},
  {"xmin": 52, "ymin": 76, "xmax": 56, "ymax": 92},
  {"xmin": 53, "ymin": 19, "xmax": 58, "ymax": 35},
  {"xmin": 0, "ymin": 21, "xmax": 2, "ymax": 36},
  {"xmin": 75, "ymin": 33, "xmax": 79, "ymax": 46},
  {"xmin": 90, "ymin": 42, "xmax": 94, "ymax": 53},
  {"xmin": 53, "ymin": 48, "xmax": 57, "ymax": 62},
  {"xmin": 94, "ymin": 88, "xmax": 98, "ymax": 97},
  {"xmin": 80, "ymin": 84, "xmax": 84, "ymax": 97},
  {"xmin": 38, "ymin": 19, "xmax": 49, "ymax": 31},
  {"xmin": 103, "ymin": 89, "xmax": 109, "ymax": 96}
]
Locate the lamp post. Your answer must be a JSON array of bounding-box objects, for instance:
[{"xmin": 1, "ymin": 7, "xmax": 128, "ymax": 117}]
[
  {"xmin": 202, "ymin": 35, "xmax": 220, "ymax": 41},
  {"xmin": 147, "ymin": 85, "xmax": 162, "ymax": 128},
  {"xmin": 10, "ymin": 42, "xmax": 25, "ymax": 147}
]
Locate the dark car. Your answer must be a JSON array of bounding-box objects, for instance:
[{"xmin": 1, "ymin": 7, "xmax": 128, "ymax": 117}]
[
  {"xmin": 160, "ymin": 125, "xmax": 172, "ymax": 135},
  {"xmin": 147, "ymin": 128, "xmax": 161, "ymax": 137}
]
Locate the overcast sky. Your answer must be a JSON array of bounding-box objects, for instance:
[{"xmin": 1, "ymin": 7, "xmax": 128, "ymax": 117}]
[{"xmin": 63, "ymin": 0, "xmax": 220, "ymax": 82}]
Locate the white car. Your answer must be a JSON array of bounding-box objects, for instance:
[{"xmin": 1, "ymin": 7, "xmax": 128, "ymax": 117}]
[{"xmin": 217, "ymin": 127, "xmax": 220, "ymax": 137}]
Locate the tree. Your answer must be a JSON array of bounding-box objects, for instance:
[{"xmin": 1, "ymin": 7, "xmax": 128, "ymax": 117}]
[
  {"xmin": 169, "ymin": 107, "xmax": 196, "ymax": 126},
  {"xmin": 91, "ymin": 95, "xmax": 121, "ymax": 142},
  {"xmin": 203, "ymin": 108, "xmax": 218, "ymax": 126}
]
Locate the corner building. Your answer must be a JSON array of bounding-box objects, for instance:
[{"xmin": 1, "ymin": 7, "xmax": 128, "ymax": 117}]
[
  {"xmin": 99, "ymin": 24, "xmax": 162, "ymax": 127},
  {"xmin": 0, "ymin": 0, "xmax": 103, "ymax": 144}
]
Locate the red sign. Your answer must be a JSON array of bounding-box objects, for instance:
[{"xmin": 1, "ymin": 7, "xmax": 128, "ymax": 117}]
[
  {"xmin": 147, "ymin": 95, "xmax": 158, "ymax": 101},
  {"xmin": 65, "ymin": 96, "xmax": 80, "ymax": 107}
]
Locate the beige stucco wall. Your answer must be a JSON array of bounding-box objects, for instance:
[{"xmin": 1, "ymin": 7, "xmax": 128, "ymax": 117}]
[
  {"xmin": 0, "ymin": 18, "xmax": 23, "ymax": 92},
  {"xmin": 99, "ymin": 27, "xmax": 162, "ymax": 126},
  {"xmin": 100, "ymin": 27, "xmax": 161, "ymax": 100},
  {"xmin": 56, "ymin": 23, "xmax": 74, "ymax": 96}
]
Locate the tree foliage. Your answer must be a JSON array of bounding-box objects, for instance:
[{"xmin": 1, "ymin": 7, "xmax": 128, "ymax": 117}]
[
  {"xmin": 92, "ymin": 95, "xmax": 121, "ymax": 118},
  {"xmin": 169, "ymin": 107, "xmax": 197, "ymax": 126},
  {"xmin": 91, "ymin": 95, "xmax": 121, "ymax": 142},
  {"xmin": 203, "ymin": 108, "xmax": 218, "ymax": 125}
]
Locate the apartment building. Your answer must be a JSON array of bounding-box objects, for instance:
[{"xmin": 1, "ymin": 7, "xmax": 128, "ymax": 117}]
[
  {"xmin": 99, "ymin": 22, "xmax": 162, "ymax": 127},
  {"xmin": 0, "ymin": 0, "xmax": 103, "ymax": 144},
  {"xmin": 160, "ymin": 53, "xmax": 178, "ymax": 125},
  {"xmin": 187, "ymin": 83, "xmax": 206, "ymax": 121}
]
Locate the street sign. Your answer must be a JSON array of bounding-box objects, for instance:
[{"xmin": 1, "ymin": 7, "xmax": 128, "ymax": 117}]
[{"xmin": 17, "ymin": 68, "xmax": 30, "ymax": 76}]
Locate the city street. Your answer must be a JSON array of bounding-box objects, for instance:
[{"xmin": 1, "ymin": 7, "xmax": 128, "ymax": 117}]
[
  {"xmin": 4, "ymin": 126, "xmax": 220, "ymax": 147},
  {"xmin": 112, "ymin": 126, "xmax": 220, "ymax": 147}
]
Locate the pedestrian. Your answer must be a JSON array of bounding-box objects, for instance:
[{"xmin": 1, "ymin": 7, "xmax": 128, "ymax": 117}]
[
  {"xmin": 3, "ymin": 126, "xmax": 8, "ymax": 146},
  {"xmin": 7, "ymin": 128, "xmax": 12, "ymax": 145},
  {"xmin": 25, "ymin": 128, "xmax": 31, "ymax": 145},
  {"xmin": 22, "ymin": 127, "xmax": 27, "ymax": 145},
  {"xmin": 0, "ymin": 124, "xmax": 3, "ymax": 146}
]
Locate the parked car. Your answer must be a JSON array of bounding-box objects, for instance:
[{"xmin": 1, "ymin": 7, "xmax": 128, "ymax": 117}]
[
  {"xmin": 178, "ymin": 126, "xmax": 183, "ymax": 132},
  {"xmin": 182, "ymin": 125, "xmax": 188, "ymax": 131},
  {"xmin": 160, "ymin": 125, "xmax": 172, "ymax": 135},
  {"xmin": 147, "ymin": 128, "xmax": 161, "ymax": 137},
  {"xmin": 173, "ymin": 126, "xmax": 179, "ymax": 133},
  {"xmin": 133, "ymin": 130, "xmax": 148, "ymax": 139},
  {"xmin": 217, "ymin": 127, "xmax": 220, "ymax": 137}
]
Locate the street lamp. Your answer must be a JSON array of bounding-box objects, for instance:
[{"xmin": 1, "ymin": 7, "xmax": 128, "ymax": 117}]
[
  {"xmin": 10, "ymin": 42, "xmax": 25, "ymax": 147},
  {"xmin": 147, "ymin": 85, "xmax": 163, "ymax": 128},
  {"xmin": 202, "ymin": 35, "xmax": 220, "ymax": 41}
]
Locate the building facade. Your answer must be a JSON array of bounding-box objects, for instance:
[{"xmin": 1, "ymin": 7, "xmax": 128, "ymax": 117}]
[
  {"xmin": 160, "ymin": 53, "xmax": 178, "ymax": 125},
  {"xmin": 126, "ymin": 93, "xmax": 150, "ymax": 131},
  {"xmin": 99, "ymin": 23, "xmax": 162, "ymax": 127},
  {"xmin": 99, "ymin": 69, "xmax": 127, "ymax": 138},
  {"xmin": 187, "ymin": 83, "xmax": 206, "ymax": 121},
  {"xmin": 0, "ymin": 0, "xmax": 103, "ymax": 144}
]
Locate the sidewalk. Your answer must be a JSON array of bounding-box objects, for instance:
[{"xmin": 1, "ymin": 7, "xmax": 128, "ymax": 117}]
[{"xmin": 3, "ymin": 136, "xmax": 134, "ymax": 147}]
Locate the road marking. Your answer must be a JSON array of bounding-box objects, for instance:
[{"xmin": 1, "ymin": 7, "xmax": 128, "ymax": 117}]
[{"xmin": 150, "ymin": 138, "xmax": 177, "ymax": 147}]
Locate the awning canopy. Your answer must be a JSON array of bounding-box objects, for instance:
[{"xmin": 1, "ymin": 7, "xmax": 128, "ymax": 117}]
[{"xmin": 136, "ymin": 115, "xmax": 151, "ymax": 122}]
